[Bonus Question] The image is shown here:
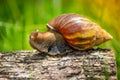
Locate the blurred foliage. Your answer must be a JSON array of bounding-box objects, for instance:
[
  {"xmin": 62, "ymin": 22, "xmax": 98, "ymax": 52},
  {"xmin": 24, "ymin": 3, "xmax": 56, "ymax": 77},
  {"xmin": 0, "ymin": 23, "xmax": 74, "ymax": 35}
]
[{"xmin": 0, "ymin": 0, "xmax": 120, "ymax": 79}]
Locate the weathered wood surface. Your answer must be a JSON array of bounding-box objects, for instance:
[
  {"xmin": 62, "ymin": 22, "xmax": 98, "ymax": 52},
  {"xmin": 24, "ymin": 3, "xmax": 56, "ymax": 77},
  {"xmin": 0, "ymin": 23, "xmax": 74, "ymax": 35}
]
[{"xmin": 0, "ymin": 49, "xmax": 117, "ymax": 80}]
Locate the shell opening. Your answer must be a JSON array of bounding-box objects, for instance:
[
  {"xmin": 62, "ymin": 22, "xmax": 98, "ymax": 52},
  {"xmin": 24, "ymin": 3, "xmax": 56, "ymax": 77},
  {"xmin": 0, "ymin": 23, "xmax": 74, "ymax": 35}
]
[{"xmin": 46, "ymin": 24, "xmax": 55, "ymax": 30}]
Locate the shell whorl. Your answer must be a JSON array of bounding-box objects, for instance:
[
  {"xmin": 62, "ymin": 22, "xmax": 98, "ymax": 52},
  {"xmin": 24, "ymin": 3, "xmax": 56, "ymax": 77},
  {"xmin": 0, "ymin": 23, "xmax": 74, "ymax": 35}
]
[{"xmin": 47, "ymin": 14, "xmax": 112, "ymax": 50}]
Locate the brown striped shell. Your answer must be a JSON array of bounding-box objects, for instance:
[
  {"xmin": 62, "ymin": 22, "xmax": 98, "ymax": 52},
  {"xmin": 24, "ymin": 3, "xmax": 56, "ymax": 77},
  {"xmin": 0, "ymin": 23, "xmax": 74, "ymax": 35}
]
[{"xmin": 47, "ymin": 14, "xmax": 112, "ymax": 50}]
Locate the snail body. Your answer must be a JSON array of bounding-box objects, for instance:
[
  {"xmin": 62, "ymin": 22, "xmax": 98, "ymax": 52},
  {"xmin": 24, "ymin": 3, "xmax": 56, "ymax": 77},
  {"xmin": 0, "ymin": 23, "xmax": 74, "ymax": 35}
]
[{"xmin": 30, "ymin": 14, "xmax": 112, "ymax": 55}]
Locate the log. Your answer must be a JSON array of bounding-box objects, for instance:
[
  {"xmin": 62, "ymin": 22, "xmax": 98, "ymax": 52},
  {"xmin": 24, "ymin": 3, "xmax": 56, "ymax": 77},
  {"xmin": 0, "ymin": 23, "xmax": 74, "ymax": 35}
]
[{"xmin": 0, "ymin": 49, "xmax": 117, "ymax": 80}]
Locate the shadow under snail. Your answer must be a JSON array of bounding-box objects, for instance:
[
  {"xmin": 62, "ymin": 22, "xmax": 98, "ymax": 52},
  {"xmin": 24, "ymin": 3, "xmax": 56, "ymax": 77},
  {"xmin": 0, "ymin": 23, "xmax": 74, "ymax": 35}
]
[{"xmin": 29, "ymin": 13, "xmax": 113, "ymax": 55}]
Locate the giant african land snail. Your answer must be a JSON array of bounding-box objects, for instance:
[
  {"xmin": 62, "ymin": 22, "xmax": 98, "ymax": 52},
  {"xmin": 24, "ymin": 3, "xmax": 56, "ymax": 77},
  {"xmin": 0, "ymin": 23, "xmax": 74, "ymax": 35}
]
[{"xmin": 29, "ymin": 14, "xmax": 112, "ymax": 55}]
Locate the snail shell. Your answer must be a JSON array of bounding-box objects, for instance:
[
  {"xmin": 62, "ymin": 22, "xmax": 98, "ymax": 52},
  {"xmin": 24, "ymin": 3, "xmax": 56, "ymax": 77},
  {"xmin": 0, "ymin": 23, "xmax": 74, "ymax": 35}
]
[
  {"xmin": 47, "ymin": 14, "xmax": 112, "ymax": 50},
  {"xmin": 30, "ymin": 13, "xmax": 112, "ymax": 55}
]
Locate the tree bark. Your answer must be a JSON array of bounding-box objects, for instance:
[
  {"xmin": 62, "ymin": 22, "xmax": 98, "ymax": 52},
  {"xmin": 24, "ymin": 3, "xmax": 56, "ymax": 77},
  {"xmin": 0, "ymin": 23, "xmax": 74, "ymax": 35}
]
[{"xmin": 0, "ymin": 49, "xmax": 117, "ymax": 80}]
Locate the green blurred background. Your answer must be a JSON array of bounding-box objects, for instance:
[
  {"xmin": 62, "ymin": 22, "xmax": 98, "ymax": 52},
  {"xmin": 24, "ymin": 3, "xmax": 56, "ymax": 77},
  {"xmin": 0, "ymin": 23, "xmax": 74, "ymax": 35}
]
[{"xmin": 0, "ymin": 0, "xmax": 120, "ymax": 79}]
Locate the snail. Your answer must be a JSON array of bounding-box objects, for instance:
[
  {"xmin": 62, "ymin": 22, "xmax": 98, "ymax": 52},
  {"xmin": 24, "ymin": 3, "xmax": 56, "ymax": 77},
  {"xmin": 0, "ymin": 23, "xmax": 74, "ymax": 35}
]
[{"xmin": 29, "ymin": 14, "xmax": 112, "ymax": 55}]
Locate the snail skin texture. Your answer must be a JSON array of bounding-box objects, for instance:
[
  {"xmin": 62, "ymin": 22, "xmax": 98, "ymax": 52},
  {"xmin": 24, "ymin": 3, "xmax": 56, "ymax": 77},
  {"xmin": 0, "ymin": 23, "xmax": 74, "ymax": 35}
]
[{"xmin": 29, "ymin": 14, "xmax": 113, "ymax": 55}]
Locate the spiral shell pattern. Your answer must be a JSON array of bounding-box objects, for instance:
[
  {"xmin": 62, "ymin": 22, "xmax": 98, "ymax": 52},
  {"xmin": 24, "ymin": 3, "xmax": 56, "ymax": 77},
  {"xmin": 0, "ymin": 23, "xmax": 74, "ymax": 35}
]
[{"xmin": 47, "ymin": 14, "xmax": 112, "ymax": 50}]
